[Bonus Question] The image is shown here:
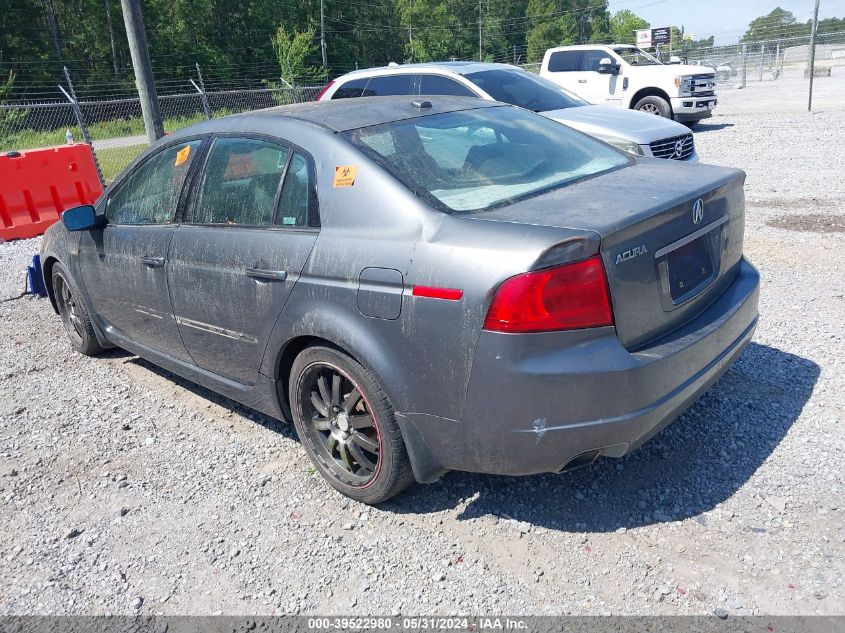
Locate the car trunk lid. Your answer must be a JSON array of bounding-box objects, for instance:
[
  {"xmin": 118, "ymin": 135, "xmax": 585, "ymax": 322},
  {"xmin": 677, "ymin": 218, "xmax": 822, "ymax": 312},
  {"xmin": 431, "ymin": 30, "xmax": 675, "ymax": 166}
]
[{"xmin": 465, "ymin": 160, "xmax": 746, "ymax": 349}]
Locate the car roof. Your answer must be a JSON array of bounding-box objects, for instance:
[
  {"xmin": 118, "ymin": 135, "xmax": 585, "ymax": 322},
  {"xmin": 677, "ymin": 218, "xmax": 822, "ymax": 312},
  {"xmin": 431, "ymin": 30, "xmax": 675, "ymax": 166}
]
[
  {"xmin": 169, "ymin": 95, "xmax": 503, "ymax": 136},
  {"xmin": 545, "ymin": 44, "xmax": 629, "ymax": 52},
  {"xmin": 335, "ymin": 61, "xmax": 520, "ymax": 80}
]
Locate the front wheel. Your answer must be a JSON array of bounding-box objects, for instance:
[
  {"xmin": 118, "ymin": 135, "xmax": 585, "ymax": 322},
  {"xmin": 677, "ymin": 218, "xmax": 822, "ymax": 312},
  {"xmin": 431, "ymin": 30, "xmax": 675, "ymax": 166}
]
[
  {"xmin": 52, "ymin": 263, "xmax": 105, "ymax": 356},
  {"xmin": 289, "ymin": 345, "xmax": 415, "ymax": 504},
  {"xmin": 634, "ymin": 95, "xmax": 672, "ymax": 118}
]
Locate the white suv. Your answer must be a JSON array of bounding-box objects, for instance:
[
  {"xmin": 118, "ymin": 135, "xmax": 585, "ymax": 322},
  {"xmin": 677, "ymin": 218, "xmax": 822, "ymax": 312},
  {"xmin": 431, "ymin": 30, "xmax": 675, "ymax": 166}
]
[
  {"xmin": 320, "ymin": 62, "xmax": 698, "ymax": 161},
  {"xmin": 540, "ymin": 45, "xmax": 718, "ymax": 127}
]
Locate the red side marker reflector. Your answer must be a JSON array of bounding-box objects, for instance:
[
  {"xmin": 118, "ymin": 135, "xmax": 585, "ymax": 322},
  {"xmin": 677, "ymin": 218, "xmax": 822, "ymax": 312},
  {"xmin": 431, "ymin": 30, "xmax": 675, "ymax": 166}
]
[{"xmin": 412, "ymin": 286, "xmax": 463, "ymax": 301}]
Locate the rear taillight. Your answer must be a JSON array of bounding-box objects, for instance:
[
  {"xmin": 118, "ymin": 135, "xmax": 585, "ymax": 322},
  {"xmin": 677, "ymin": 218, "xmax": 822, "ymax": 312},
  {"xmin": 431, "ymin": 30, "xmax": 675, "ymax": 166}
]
[
  {"xmin": 316, "ymin": 80, "xmax": 335, "ymax": 101},
  {"xmin": 483, "ymin": 255, "xmax": 614, "ymax": 333}
]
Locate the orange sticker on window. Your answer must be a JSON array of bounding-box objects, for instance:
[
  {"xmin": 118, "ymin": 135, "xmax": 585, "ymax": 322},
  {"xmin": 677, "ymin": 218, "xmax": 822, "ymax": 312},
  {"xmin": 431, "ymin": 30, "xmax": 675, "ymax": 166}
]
[
  {"xmin": 174, "ymin": 145, "xmax": 191, "ymax": 167},
  {"xmin": 333, "ymin": 165, "xmax": 358, "ymax": 188}
]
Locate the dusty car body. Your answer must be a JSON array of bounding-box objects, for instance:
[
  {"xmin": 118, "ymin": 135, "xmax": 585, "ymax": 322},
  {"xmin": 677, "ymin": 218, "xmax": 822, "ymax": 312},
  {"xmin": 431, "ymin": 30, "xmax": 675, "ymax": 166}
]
[{"xmin": 41, "ymin": 97, "xmax": 760, "ymax": 503}]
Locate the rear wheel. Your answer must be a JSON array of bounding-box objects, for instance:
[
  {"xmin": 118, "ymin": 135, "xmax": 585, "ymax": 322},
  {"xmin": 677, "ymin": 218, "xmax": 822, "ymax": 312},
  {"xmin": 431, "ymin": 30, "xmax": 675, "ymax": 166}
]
[
  {"xmin": 52, "ymin": 264, "xmax": 104, "ymax": 356},
  {"xmin": 634, "ymin": 95, "xmax": 672, "ymax": 118},
  {"xmin": 289, "ymin": 345, "xmax": 414, "ymax": 504}
]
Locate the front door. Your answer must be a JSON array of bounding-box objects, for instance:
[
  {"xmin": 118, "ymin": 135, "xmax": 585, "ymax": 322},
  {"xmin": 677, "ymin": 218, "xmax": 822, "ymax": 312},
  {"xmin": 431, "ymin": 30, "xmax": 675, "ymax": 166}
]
[
  {"xmin": 578, "ymin": 49, "xmax": 624, "ymax": 105},
  {"xmin": 167, "ymin": 136, "xmax": 319, "ymax": 385},
  {"xmin": 78, "ymin": 139, "xmax": 203, "ymax": 359}
]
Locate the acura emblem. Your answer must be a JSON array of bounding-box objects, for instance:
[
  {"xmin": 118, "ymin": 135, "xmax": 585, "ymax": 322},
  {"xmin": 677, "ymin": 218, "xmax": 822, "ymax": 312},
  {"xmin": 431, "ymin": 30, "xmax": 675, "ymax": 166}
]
[{"xmin": 692, "ymin": 199, "xmax": 704, "ymax": 224}]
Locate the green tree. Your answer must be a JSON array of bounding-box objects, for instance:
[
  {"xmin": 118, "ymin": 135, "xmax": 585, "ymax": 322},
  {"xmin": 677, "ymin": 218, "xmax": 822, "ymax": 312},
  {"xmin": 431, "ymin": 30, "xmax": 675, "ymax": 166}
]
[
  {"xmin": 271, "ymin": 25, "xmax": 326, "ymax": 85},
  {"xmin": 609, "ymin": 9, "xmax": 647, "ymax": 45},
  {"xmin": 742, "ymin": 8, "xmax": 806, "ymax": 42},
  {"xmin": 525, "ymin": 0, "xmax": 576, "ymax": 61}
]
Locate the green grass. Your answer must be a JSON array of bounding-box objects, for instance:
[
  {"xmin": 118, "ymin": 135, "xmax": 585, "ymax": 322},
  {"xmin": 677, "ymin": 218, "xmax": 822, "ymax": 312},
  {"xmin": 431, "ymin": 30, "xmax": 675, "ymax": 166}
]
[
  {"xmin": 95, "ymin": 144, "xmax": 146, "ymax": 183},
  {"xmin": 0, "ymin": 109, "xmax": 237, "ymax": 153}
]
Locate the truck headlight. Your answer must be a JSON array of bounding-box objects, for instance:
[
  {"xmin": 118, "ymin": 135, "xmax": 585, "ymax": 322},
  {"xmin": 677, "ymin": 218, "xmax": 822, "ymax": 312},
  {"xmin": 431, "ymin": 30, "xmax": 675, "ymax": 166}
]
[
  {"xmin": 595, "ymin": 135, "xmax": 644, "ymax": 156},
  {"xmin": 675, "ymin": 75, "xmax": 694, "ymax": 95}
]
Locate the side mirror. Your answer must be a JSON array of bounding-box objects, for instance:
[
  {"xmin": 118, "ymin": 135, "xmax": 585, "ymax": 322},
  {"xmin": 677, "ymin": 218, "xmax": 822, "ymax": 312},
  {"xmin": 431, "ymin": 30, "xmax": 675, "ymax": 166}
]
[
  {"xmin": 61, "ymin": 204, "xmax": 100, "ymax": 231},
  {"xmin": 669, "ymin": 56, "xmax": 682, "ymax": 64},
  {"xmin": 597, "ymin": 58, "xmax": 619, "ymax": 75}
]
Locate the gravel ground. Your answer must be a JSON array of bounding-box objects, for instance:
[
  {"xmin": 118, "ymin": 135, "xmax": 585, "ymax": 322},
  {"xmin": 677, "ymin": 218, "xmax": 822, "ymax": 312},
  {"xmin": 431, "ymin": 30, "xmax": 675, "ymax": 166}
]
[{"xmin": 1, "ymin": 106, "xmax": 843, "ymax": 617}]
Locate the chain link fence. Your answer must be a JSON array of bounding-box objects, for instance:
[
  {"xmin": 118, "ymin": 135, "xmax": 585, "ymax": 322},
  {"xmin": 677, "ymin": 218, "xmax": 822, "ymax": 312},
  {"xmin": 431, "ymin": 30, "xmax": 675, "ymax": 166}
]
[{"xmin": 0, "ymin": 72, "xmax": 324, "ymax": 185}]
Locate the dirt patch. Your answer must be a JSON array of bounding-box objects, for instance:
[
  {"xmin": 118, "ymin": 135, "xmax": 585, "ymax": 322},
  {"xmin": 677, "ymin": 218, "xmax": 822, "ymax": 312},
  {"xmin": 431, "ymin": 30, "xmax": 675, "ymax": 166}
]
[
  {"xmin": 749, "ymin": 197, "xmax": 837, "ymax": 212},
  {"xmin": 767, "ymin": 212, "xmax": 845, "ymax": 233}
]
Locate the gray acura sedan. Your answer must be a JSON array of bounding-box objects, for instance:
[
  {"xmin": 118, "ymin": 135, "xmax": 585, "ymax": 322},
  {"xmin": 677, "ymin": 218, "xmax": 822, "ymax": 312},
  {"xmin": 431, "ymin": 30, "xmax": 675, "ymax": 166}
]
[{"xmin": 42, "ymin": 97, "xmax": 759, "ymax": 503}]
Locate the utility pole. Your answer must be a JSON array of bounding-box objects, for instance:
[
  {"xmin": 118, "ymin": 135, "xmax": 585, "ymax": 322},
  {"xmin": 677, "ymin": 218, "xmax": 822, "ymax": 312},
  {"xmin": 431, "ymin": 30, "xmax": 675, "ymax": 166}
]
[
  {"xmin": 104, "ymin": 0, "xmax": 120, "ymax": 76},
  {"xmin": 478, "ymin": 0, "xmax": 482, "ymax": 61},
  {"xmin": 808, "ymin": 0, "xmax": 821, "ymax": 111},
  {"xmin": 41, "ymin": 0, "xmax": 62, "ymax": 62},
  {"xmin": 320, "ymin": 0, "xmax": 328, "ymax": 70},
  {"xmin": 408, "ymin": 0, "xmax": 413, "ymax": 62},
  {"xmin": 120, "ymin": 0, "xmax": 163, "ymax": 143}
]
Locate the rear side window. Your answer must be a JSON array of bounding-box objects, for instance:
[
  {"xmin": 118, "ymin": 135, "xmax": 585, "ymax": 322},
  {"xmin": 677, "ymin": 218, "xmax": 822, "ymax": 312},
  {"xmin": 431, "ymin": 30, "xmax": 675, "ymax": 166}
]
[
  {"xmin": 332, "ymin": 78, "xmax": 369, "ymax": 99},
  {"xmin": 274, "ymin": 153, "xmax": 312, "ymax": 228},
  {"xmin": 193, "ymin": 138, "xmax": 289, "ymax": 226},
  {"xmin": 367, "ymin": 75, "xmax": 415, "ymax": 96},
  {"xmin": 547, "ymin": 51, "xmax": 580, "ymax": 72},
  {"xmin": 418, "ymin": 75, "xmax": 476, "ymax": 97},
  {"xmin": 580, "ymin": 50, "xmax": 608, "ymax": 72},
  {"xmin": 106, "ymin": 140, "xmax": 201, "ymax": 225}
]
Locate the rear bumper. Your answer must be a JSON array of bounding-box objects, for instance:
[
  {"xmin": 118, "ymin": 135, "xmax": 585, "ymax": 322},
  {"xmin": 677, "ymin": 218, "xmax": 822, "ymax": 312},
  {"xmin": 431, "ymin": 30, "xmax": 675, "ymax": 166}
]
[
  {"xmin": 671, "ymin": 96, "xmax": 717, "ymax": 122},
  {"xmin": 399, "ymin": 258, "xmax": 759, "ymax": 481}
]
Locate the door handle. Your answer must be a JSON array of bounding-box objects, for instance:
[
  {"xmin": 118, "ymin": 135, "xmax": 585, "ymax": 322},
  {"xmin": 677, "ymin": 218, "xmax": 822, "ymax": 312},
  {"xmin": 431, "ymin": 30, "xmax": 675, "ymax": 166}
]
[
  {"xmin": 246, "ymin": 268, "xmax": 288, "ymax": 282},
  {"xmin": 578, "ymin": 79, "xmax": 587, "ymax": 83},
  {"xmin": 140, "ymin": 256, "xmax": 165, "ymax": 268}
]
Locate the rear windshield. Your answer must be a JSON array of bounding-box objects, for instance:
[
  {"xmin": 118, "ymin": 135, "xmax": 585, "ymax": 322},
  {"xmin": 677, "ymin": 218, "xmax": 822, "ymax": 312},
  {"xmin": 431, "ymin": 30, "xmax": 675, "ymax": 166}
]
[
  {"xmin": 342, "ymin": 106, "xmax": 628, "ymax": 213},
  {"xmin": 464, "ymin": 68, "xmax": 587, "ymax": 112}
]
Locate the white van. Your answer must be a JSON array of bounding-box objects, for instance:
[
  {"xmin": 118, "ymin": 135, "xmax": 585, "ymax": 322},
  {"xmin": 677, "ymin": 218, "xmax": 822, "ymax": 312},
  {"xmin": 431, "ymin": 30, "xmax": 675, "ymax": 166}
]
[{"xmin": 540, "ymin": 44, "xmax": 718, "ymax": 127}]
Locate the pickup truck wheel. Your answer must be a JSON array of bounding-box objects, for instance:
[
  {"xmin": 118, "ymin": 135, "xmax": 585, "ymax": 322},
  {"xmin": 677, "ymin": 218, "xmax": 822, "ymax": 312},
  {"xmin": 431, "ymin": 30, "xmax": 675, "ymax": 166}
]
[
  {"xmin": 634, "ymin": 96, "xmax": 672, "ymax": 118},
  {"xmin": 289, "ymin": 345, "xmax": 415, "ymax": 504},
  {"xmin": 52, "ymin": 263, "xmax": 105, "ymax": 356}
]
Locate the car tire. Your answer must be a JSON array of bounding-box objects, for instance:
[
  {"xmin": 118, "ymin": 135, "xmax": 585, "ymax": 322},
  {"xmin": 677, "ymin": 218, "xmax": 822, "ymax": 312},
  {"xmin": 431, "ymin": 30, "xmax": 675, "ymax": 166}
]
[
  {"xmin": 52, "ymin": 263, "xmax": 105, "ymax": 356},
  {"xmin": 289, "ymin": 345, "xmax": 415, "ymax": 504},
  {"xmin": 634, "ymin": 95, "xmax": 672, "ymax": 118}
]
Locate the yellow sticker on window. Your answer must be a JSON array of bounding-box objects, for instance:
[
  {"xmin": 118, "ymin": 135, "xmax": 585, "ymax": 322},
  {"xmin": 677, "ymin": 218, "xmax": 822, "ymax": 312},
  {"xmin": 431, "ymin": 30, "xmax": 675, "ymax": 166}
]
[
  {"xmin": 333, "ymin": 165, "xmax": 358, "ymax": 188},
  {"xmin": 174, "ymin": 145, "xmax": 191, "ymax": 167}
]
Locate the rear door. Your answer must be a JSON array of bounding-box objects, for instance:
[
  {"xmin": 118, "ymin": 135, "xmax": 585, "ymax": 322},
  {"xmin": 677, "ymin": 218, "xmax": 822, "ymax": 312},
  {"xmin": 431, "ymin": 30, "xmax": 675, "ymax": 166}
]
[
  {"xmin": 78, "ymin": 138, "xmax": 203, "ymax": 359},
  {"xmin": 167, "ymin": 136, "xmax": 319, "ymax": 385},
  {"xmin": 542, "ymin": 50, "xmax": 582, "ymax": 94}
]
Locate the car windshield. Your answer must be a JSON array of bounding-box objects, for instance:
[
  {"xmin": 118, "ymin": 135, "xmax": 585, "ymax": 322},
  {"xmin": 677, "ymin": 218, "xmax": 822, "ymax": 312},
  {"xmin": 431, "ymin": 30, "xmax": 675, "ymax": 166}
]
[
  {"xmin": 612, "ymin": 46, "xmax": 662, "ymax": 66},
  {"xmin": 463, "ymin": 68, "xmax": 588, "ymax": 112},
  {"xmin": 342, "ymin": 106, "xmax": 628, "ymax": 214}
]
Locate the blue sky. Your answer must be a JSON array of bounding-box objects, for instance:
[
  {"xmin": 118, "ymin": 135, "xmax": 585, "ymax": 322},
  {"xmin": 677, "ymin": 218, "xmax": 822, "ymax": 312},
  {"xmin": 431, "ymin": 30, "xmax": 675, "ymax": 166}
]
[{"xmin": 608, "ymin": 0, "xmax": 845, "ymax": 45}]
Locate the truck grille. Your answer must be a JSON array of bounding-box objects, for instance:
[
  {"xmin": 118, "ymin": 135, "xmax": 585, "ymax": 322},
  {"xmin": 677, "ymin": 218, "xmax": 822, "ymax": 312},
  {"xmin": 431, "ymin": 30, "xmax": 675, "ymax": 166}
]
[
  {"xmin": 650, "ymin": 134, "xmax": 695, "ymax": 160},
  {"xmin": 688, "ymin": 74, "xmax": 716, "ymax": 97}
]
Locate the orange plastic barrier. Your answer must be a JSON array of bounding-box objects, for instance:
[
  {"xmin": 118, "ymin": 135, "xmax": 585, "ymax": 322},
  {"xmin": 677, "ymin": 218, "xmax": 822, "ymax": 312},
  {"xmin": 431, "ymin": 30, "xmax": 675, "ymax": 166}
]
[{"xmin": 0, "ymin": 144, "xmax": 103, "ymax": 241}]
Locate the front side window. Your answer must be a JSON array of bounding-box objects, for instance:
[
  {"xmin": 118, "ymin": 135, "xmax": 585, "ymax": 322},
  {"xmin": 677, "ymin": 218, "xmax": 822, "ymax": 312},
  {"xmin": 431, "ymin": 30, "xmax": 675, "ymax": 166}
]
[
  {"xmin": 193, "ymin": 138, "xmax": 289, "ymax": 226},
  {"xmin": 344, "ymin": 106, "xmax": 628, "ymax": 213},
  {"xmin": 580, "ymin": 50, "xmax": 610, "ymax": 72},
  {"xmin": 418, "ymin": 75, "xmax": 476, "ymax": 97},
  {"xmin": 465, "ymin": 69, "xmax": 588, "ymax": 112},
  {"xmin": 106, "ymin": 140, "xmax": 201, "ymax": 225}
]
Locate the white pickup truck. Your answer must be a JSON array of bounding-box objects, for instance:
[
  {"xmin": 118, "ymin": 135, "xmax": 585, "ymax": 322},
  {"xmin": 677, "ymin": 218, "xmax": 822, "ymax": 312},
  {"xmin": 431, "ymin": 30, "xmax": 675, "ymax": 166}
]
[{"xmin": 540, "ymin": 44, "xmax": 718, "ymax": 127}]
